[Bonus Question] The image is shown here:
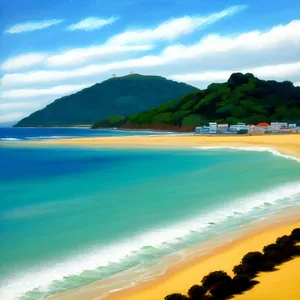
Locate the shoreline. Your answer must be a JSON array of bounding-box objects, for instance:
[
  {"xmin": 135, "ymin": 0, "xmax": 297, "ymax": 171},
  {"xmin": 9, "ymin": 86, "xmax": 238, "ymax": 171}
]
[
  {"xmin": 47, "ymin": 210, "xmax": 300, "ymax": 300},
  {"xmin": 24, "ymin": 134, "xmax": 300, "ymax": 159}
]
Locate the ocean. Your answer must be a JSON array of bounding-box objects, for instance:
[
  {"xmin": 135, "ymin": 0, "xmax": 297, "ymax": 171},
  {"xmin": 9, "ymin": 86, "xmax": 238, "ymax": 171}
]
[
  {"xmin": 1, "ymin": 128, "xmax": 300, "ymax": 300},
  {"xmin": 0, "ymin": 127, "xmax": 177, "ymax": 141}
]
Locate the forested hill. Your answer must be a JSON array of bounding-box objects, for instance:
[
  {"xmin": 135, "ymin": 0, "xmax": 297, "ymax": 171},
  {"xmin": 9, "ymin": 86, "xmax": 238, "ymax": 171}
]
[
  {"xmin": 14, "ymin": 74, "xmax": 198, "ymax": 127},
  {"xmin": 91, "ymin": 73, "xmax": 300, "ymax": 130}
]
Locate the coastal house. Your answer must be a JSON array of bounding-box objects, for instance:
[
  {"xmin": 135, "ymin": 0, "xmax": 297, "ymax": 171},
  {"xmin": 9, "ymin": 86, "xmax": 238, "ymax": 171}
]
[
  {"xmin": 195, "ymin": 126, "xmax": 209, "ymax": 134},
  {"xmin": 230, "ymin": 123, "xmax": 248, "ymax": 133},
  {"xmin": 279, "ymin": 127, "xmax": 293, "ymax": 133},
  {"xmin": 271, "ymin": 122, "xmax": 288, "ymax": 127},
  {"xmin": 217, "ymin": 124, "xmax": 229, "ymax": 133},
  {"xmin": 203, "ymin": 126, "xmax": 210, "ymax": 133},
  {"xmin": 195, "ymin": 121, "xmax": 298, "ymax": 135},
  {"xmin": 195, "ymin": 127, "xmax": 202, "ymax": 134},
  {"xmin": 209, "ymin": 122, "xmax": 218, "ymax": 134},
  {"xmin": 252, "ymin": 122, "xmax": 270, "ymax": 133},
  {"xmin": 269, "ymin": 122, "xmax": 288, "ymax": 132},
  {"xmin": 289, "ymin": 123, "xmax": 297, "ymax": 128}
]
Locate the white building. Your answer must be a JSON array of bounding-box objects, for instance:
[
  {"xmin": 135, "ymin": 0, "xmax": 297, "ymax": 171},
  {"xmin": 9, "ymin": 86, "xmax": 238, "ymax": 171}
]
[
  {"xmin": 279, "ymin": 128, "xmax": 293, "ymax": 133},
  {"xmin": 230, "ymin": 123, "xmax": 248, "ymax": 132},
  {"xmin": 270, "ymin": 122, "xmax": 288, "ymax": 128},
  {"xmin": 289, "ymin": 123, "xmax": 297, "ymax": 128},
  {"xmin": 195, "ymin": 127, "xmax": 202, "ymax": 134},
  {"xmin": 218, "ymin": 124, "xmax": 229, "ymax": 133},
  {"xmin": 209, "ymin": 122, "xmax": 217, "ymax": 134},
  {"xmin": 195, "ymin": 126, "xmax": 209, "ymax": 134}
]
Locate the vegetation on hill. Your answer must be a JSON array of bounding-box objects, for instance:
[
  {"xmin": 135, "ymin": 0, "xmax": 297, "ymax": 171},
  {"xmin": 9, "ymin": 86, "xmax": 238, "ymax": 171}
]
[
  {"xmin": 14, "ymin": 74, "xmax": 197, "ymax": 127},
  {"xmin": 91, "ymin": 73, "xmax": 300, "ymax": 130},
  {"xmin": 165, "ymin": 228, "xmax": 300, "ymax": 300}
]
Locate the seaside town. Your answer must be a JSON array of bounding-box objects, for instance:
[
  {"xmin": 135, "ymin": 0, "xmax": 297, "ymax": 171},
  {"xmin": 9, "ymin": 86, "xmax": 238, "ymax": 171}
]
[{"xmin": 195, "ymin": 122, "xmax": 300, "ymax": 134}]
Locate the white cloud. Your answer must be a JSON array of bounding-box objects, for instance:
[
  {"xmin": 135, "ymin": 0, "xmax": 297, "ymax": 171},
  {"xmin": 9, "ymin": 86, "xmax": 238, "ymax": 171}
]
[
  {"xmin": 169, "ymin": 61, "xmax": 300, "ymax": 82},
  {"xmin": 0, "ymin": 112, "xmax": 26, "ymax": 123},
  {"xmin": 0, "ymin": 45, "xmax": 152, "ymax": 71},
  {"xmin": 295, "ymin": 82, "xmax": 300, "ymax": 87},
  {"xmin": 67, "ymin": 16, "xmax": 119, "ymax": 31},
  {"xmin": 1, "ymin": 84, "xmax": 90, "ymax": 99},
  {"xmin": 108, "ymin": 5, "xmax": 246, "ymax": 45},
  {"xmin": 0, "ymin": 102, "xmax": 41, "ymax": 111},
  {"xmin": 3, "ymin": 19, "xmax": 300, "ymax": 89},
  {"xmin": 161, "ymin": 20, "xmax": 300, "ymax": 62},
  {"xmin": 1, "ymin": 55, "xmax": 166, "ymax": 88},
  {"xmin": 0, "ymin": 53, "xmax": 47, "ymax": 71},
  {"xmin": 46, "ymin": 45, "xmax": 152, "ymax": 67},
  {"xmin": 1, "ymin": 5, "xmax": 243, "ymax": 71},
  {"xmin": 5, "ymin": 19, "xmax": 63, "ymax": 34}
]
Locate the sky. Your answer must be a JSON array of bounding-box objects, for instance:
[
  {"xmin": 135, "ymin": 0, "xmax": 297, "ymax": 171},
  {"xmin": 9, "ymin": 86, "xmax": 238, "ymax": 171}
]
[{"xmin": 1, "ymin": 0, "xmax": 300, "ymax": 125}]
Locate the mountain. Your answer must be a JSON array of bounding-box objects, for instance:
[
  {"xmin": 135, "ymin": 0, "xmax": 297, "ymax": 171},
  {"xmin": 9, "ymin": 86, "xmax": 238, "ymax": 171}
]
[
  {"xmin": 91, "ymin": 73, "xmax": 300, "ymax": 130},
  {"xmin": 14, "ymin": 74, "xmax": 198, "ymax": 127}
]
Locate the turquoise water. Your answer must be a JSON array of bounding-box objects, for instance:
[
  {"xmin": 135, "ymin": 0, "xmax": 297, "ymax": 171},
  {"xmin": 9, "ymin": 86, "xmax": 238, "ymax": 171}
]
[{"xmin": 1, "ymin": 144, "xmax": 300, "ymax": 300}]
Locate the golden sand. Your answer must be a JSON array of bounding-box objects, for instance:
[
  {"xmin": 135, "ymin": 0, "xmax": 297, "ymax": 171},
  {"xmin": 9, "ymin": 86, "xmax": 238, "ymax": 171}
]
[
  {"xmin": 30, "ymin": 134, "xmax": 300, "ymax": 158},
  {"xmin": 41, "ymin": 134, "xmax": 300, "ymax": 300}
]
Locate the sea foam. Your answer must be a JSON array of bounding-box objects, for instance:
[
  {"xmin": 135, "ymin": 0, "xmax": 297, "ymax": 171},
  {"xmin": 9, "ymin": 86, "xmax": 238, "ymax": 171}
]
[
  {"xmin": 195, "ymin": 146, "xmax": 300, "ymax": 163},
  {"xmin": 0, "ymin": 138, "xmax": 21, "ymax": 141}
]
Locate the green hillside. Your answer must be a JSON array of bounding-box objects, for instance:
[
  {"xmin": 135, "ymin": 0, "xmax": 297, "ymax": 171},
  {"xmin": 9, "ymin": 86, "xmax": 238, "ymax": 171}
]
[
  {"xmin": 14, "ymin": 74, "xmax": 198, "ymax": 127},
  {"xmin": 91, "ymin": 73, "xmax": 300, "ymax": 129}
]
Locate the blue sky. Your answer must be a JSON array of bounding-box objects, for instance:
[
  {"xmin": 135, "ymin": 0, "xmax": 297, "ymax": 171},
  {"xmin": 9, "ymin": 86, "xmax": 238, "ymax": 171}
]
[{"xmin": 1, "ymin": 0, "xmax": 300, "ymax": 124}]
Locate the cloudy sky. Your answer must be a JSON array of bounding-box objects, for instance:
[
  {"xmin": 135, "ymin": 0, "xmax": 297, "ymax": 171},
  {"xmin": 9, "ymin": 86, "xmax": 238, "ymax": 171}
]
[{"xmin": 1, "ymin": 0, "xmax": 300, "ymax": 125}]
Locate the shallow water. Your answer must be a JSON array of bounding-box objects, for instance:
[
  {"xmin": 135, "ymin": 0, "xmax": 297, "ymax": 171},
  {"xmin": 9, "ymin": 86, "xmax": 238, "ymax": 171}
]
[{"xmin": 1, "ymin": 144, "xmax": 300, "ymax": 300}]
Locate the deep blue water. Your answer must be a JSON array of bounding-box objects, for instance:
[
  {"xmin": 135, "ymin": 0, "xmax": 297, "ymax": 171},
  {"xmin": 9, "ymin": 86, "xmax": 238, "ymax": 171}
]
[{"xmin": 0, "ymin": 127, "xmax": 177, "ymax": 141}]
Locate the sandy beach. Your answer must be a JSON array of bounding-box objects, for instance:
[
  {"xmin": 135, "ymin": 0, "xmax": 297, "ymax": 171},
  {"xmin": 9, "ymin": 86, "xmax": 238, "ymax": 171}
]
[
  {"xmin": 29, "ymin": 134, "xmax": 300, "ymax": 159},
  {"xmin": 40, "ymin": 134, "xmax": 300, "ymax": 300}
]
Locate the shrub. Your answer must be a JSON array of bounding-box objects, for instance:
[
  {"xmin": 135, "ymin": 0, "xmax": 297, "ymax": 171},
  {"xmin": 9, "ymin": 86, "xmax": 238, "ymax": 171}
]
[
  {"xmin": 291, "ymin": 228, "xmax": 300, "ymax": 242},
  {"xmin": 209, "ymin": 281, "xmax": 233, "ymax": 299},
  {"xmin": 181, "ymin": 114, "xmax": 204, "ymax": 126},
  {"xmin": 241, "ymin": 252, "xmax": 266, "ymax": 270},
  {"xmin": 165, "ymin": 293, "xmax": 189, "ymax": 300},
  {"xmin": 277, "ymin": 235, "xmax": 297, "ymax": 256},
  {"xmin": 260, "ymin": 260, "xmax": 276, "ymax": 272},
  {"xmin": 201, "ymin": 271, "xmax": 232, "ymax": 290},
  {"xmin": 263, "ymin": 243, "xmax": 280, "ymax": 252},
  {"xmin": 263, "ymin": 248, "xmax": 286, "ymax": 264},
  {"xmin": 187, "ymin": 285, "xmax": 206, "ymax": 299},
  {"xmin": 153, "ymin": 112, "xmax": 173, "ymax": 124},
  {"xmin": 233, "ymin": 264, "xmax": 258, "ymax": 278},
  {"xmin": 294, "ymin": 245, "xmax": 300, "ymax": 256},
  {"xmin": 263, "ymin": 241, "xmax": 295, "ymax": 263},
  {"xmin": 276, "ymin": 235, "xmax": 294, "ymax": 246},
  {"xmin": 231, "ymin": 275, "xmax": 259, "ymax": 294}
]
